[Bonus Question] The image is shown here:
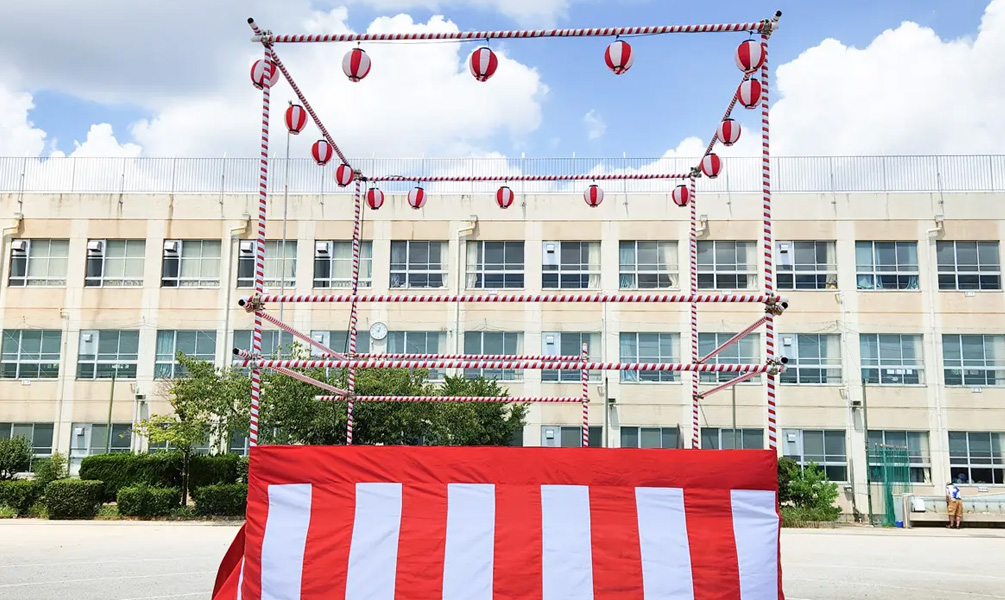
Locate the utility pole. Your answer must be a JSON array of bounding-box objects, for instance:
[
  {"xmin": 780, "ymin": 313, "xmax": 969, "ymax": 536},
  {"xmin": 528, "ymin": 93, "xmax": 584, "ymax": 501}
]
[
  {"xmin": 862, "ymin": 379, "xmax": 874, "ymax": 526},
  {"xmin": 105, "ymin": 364, "xmax": 119, "ymax": 453},
  {"xmin": 731, "ymin": 384, "xmax": 738, "ymax": 448}
]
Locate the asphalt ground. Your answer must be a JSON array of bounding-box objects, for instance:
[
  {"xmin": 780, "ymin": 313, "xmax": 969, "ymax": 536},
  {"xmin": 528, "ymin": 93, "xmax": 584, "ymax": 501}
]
[{"xmin": 1, "ymin": 521, "xmax": 1003, "ymax": 599}]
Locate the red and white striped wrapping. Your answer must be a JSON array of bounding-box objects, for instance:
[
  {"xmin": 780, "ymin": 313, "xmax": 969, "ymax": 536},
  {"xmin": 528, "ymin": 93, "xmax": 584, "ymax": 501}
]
[
  {"xmin": 469, "ymin": 46, "xmax": 499, "ymax": 81},
  {"xmin": 369, "ymin": 172, "xmax": 688, "ymax": 183},
  {"xmin": 347, "ymin": 179, "xmax": 363, "ymax": 445},
  {"xmin": 236, "ymin": 349, "xmax": 349, "ymax": 396},
  {"xmin": 284, "ymin": 104, "xmax": 307, "ymax": 134},
  {"xmin": 236, "ymin": 358, "xmax": 773, "ymax": 372},
  {"xmin": 213, "ymin": 446, "xmax": 781, "ymax": 599},
  {"xmin": 760, "ymin": 35, "xmax": 778, "ymax": 449},
  {"xmin": 604, "ymin": 40, "xmax": 634, "ymax": 74},
  {"xmin": 352, "ymin": 353, "xmax": 583, "ymax": 361},
  {"xmin": 317, "ymin": 395, "xmax": 583, "ymax": 404},
  {"xmin": 689, "ymin": 176, "xmax": 699, "ymax": 449},
  {"xmin": 245, "ymin": 292, "xmax": 785, "ymax": 304},
  {"xmin": 256, "ymin": 22, "xmax": 769, "ymax": 43},
  {"xmin": 342, "ymin": 47, "xmax": 371, "ymax": 81},
  {"xmin": 255, "ymin": 309, "xmax": 345, "ymax": 358}
]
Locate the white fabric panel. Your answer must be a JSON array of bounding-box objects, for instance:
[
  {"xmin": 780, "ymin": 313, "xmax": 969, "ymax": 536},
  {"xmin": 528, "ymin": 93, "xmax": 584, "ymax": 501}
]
[
  {"xmin": 442, "ymin": 483, "xmax": 496, "ymax": 600},
  {"xmin": 731, "ymin": 489, "xmax": 780, "ymax": 600},
  {"xmin": 345, "ymin": 482, "xmax": 403, "ymax": 600},
  {"xmin": 260, "ymin": 484, "xmax": 313, "ymax": 600},
  {"xmin": 635, "ymin": 487, "xmax": 695, "ymax": 599},
  {"xmin": 541, "ymin": 485, "xmax": 594, "ymax": 600}
]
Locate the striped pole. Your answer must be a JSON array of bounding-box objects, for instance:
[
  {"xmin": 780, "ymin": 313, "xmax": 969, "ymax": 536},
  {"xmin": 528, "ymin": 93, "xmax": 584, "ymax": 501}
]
[
  {"xmin": 689, "ymin": 176, "xmax": 699, "ymax": 449},
  {"xmin": 235, "ymin": 349, "xmax": 349, "ymax": 396},
  {"xmin": 368, "ymin": 173, "xmax": 690, "ymax": 183},
  {"xmin": 351, "ymin": 353, "xmax": 584, "ymax": 361},
  {"xmin": 237, "ymin": 358, "xmax": 775, "ymax": 373},
  {"xmin": 761, "ymin": 28, "xmax": 778, "ymax": 450},
  {"xmin": 346, "ymin": 179, "xmax": 363, "ymax": 445},
  {"xmin": 241, "ymin": 292, "xmax": 786, "ymax": 305},
  {"xmin": 319, "ymin": 395, "xmax": 584, "ymax": 404},
  {"xmin": 581, "ymin": 342, "xmax": 590, "ymax": 448}
]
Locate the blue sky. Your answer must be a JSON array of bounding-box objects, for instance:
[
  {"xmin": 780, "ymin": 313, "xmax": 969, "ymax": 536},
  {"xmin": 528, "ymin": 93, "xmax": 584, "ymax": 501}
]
[{"xmin": 4, "ymin": 0, "xmax": 1001, "ymax": 158}]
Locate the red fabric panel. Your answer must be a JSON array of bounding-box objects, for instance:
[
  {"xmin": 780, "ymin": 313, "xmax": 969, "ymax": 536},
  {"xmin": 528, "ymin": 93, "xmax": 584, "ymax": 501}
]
[
  {"xmin": 493, "ymin": 484, "xmax": 543, "ymax": 599},
  {"xmin": 590, "ymin": 485, "xmax": 644, "ymax": 599},
  {"xmin": 300, "ymin": 484, "xmax": 355, "ymax": 600},
  {"xmin": 686, "ymin": 488, "xmax": 741, "ymax": 600},
  {"xmin": 394, "ymin": 484, "xmax": 448, "ymax": 598}
]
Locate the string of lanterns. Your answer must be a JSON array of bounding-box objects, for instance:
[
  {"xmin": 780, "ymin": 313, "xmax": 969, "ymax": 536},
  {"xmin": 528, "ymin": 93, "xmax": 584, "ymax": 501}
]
[{"xmin": 252, "ymin": 37, "xmax": 765, "ymax": 209}]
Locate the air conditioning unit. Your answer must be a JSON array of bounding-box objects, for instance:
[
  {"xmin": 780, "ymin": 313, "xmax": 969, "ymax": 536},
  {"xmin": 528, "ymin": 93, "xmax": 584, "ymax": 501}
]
[
  {"xmin": 11, "ymin": 240, "xmax": 27, "ymax": 252},
  {"xmin": 87, "ymin": 240, "xmax": 104, "ymax": 253},
  {"xmin": 239, "ymin": 240, "xmax": 255, "ymax": 254},
  {"xmin": 315, "ymin": 241, "xmax": 331, "ymax": 256},
  {"xmin": 542, "ymin": 242, "xmax": 558, "ymax": 266},
  {"xmin": 163, "ymin": 240, "xmax": 180, "ymax": 253}
]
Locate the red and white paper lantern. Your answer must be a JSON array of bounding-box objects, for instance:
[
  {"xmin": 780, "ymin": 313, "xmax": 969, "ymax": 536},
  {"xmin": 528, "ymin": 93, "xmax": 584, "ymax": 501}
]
[
  {"xmin": 496, "ymin": 185, "xmax": 514, "ymax": 209},
  {"xmin": 672, "ymin": 184, "xmax": 691, "ymax": 207},
  {"xmin": 342, "ymin": 48, "xmax": 371, "ymax": 82},
  {"xmin": 408, "ymin": 186, "xmax": 427, "ymax": 209},
  {"xmin": 334, "ymin": 164, "xmax": 354, "ymax": 187},
  {"xmin": 366, "ymin": 188, "xmax": 384, "ymax": 210},
  {"xmin": 250, "ymin": 59, "xmax": 279, "ymax": 89},
  {"xmin": 701, "ymin": 153, "xmax": 722, "ymax": 179},
  {"xmin": 311, "ymin": 140, "xmax": 334, "ymax": 166},
  {"xmin": 735, "ymin": 40, "xmax": 767, "ymax": 73},
  {"xmin": 604, "ymin": 40, "xmax": 634, "ymax": 75},
  {"xmin": 469, "ymin": 46, "xmax": 499, "ymax": 82},
  {"xmin": 717, "ymin": 118, "xmax": 741, "ymax": 146},
  {"xmin": 737, "ymin": 79, "xmax": 763, "ymax": 109},
  {"xmin": 584, "ymin": 184, "xmax": 604, "ymax": 207},
  {"xmin": 285, "ymin": 104, "xmax": 307, "ymax": 135}
]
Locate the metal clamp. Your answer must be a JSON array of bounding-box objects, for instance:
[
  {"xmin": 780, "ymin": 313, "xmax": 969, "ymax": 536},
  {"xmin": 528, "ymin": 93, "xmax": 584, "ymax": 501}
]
[
  {"xmin": 766, "ymin": 356, "xmax": 788, "ymax": 376},
  {"xmin": 242, "ymin": 294, "xmax": 266, "ymax": 313},
  {"xmin": 764, "ymin": 296, "xmax": 789, "ymax": 316}
]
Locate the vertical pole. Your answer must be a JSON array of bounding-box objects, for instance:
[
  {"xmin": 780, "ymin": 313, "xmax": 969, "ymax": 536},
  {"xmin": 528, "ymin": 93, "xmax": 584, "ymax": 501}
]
[
  {"xmin": 249, "ymin": 52, "xmax": 273, "ymax": 448},
  {"xmin": 689, "ymin": 176, "xmax": 699, "ymax": 449},
  {"xmin": 280, "ymin": 122, "xmax": 291, "ymax": 323},
  {"xmin": 732, "ymin": 384, "xmax": 737, "ymax": 448},
  {"xmin": 761, "ymin": 32, "xmax": 778, "ymax": 450},
  {"xmin": 863, "ymin": 379, "xmax": 874, "ymax": 526},
  {"xmin": 105, "ymin": 366, "xmax": 117, "ymax": 453},
  {"xmin": 346, "ymin": 178, "xmax": 362, "ymax": 445},
  {"xmin": 581, "ymin": 342, "xmax": 590, "ymax": 447}
]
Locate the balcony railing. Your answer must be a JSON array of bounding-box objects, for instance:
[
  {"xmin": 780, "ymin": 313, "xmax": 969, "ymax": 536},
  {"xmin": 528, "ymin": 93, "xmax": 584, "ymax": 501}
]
[{"xmin": 0, "ymin": 155, "xmax": 1002, "ymax": 195}]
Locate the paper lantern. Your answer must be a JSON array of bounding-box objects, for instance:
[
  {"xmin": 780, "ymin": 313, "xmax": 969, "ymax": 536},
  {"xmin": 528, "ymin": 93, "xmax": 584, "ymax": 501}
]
[
  {"xmin": 735, "ymin": 40, "xmax": 767, "ymax": 73},
  {"xmin": 250, "ymin": 59, "xmax": 279, "ymax": 89},
  {"xmin": 285, "ymin": 104, "xmax": 307, "ymax": 134},
  {"xmin": 604, "ymin": 40, "xmax": 634, "ymax": 75},
  {"xmin": 496, "ymin": 185, "xmax": 514, "ymax": 209},
  {"xmin": 311, "ymin": 140, "xmax": 334, "ymax": 166},
  {"xmin": 342, "ymin": 48, "xmax": 371, "ymax": 82},
  {"xmin": 717, "ymin": 118, "xmax": 741, "ymax": 146},
  {"xmin": 737, "ymin": 79, "xmax": 763, "ymax": 109},
  {"xmin": 408, "ymin": 186, "xmax": 427, "ymax": 209},
  {"xmin": 672, "ymin": 184, "xmax": 690, "ymax": 207},
  {"xmin": 366, "ymin": 188, "xmax": 384, "ymax": 210},
  {"xmin": 469, "ymin": 46, "xmax": 499, "ymax": 82},
  {"xmin": 334, "ymin": 164, "xmax": 354, "ymax": 187},
  {"xmin": 584, "ymin": 184, "xmax": 604, "ymax": 207},
  {"xmin": 701, "ymin": 153, "xmax": 722, "ymax": 179}
]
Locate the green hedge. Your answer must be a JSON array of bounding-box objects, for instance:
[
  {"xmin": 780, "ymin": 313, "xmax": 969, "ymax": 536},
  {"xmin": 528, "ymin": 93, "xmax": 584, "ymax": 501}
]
[
  {"xmin": 193, "ymin": 484, "xmax": 247, "ymax": 517},
  {"xmin": 0, "ymin": 480, "xmax": 42, "ymax": 517},
  {"xmin": 45, "ymin": 479, "xmax": 104, "ymax": 519},
  {"xmin": 189, "ymin": 454, "xmax": 242, "ymax": 489},
  {"xmin": 80, "ymin": 453, "xmax": 182, "ymax": 502},
  {"xmin": 117, "ymin": 485, "xmax": 181, "ymax": 518}
]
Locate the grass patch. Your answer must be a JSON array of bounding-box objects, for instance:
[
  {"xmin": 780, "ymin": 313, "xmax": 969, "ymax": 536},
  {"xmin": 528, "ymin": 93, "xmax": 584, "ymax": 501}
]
[
  {"xmin": 0, "ymin": 504, "xmax": 18, "ymax": 519},
  {"xmin": 96, "ymin": 504, "xmax": 119, "ymax": 519}
]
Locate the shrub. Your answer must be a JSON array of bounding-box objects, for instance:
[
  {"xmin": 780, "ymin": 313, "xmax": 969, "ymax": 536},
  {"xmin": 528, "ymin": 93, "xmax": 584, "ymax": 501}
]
[
  {"xmin": 79, "ymin": 453, "xmax": 183, "ymax": 502},
  {"xmin": 781, "ymin": 505, "xmax": 842, "ymax": 527},
  {"xmin": 32, "ymin": 452, "xmax": 68, "ymax": 488},
  {"xmin": 0, "ymin": 505, "xmax": 17, "ymax": 518},
  {"xmin": 189, "ymin": 454, "xmax": 242, "ymax": 489},
  {"xmin": 0, "ymin": 436, "xmax": 32, "ymax": 480},
  {"xmin": 117, "ymin": 485, "xmax": 181, "ymax": 518},
  {"xmin": 777, "ymin": 456, "xmax": 798, "ymax": 505},
  {"xmin": 238, "ymin": 457, "xmax": 249, "ymax": 484},
  {"xmin": 45, "ymin": 479, "xmax": 104, "ymax": 519},
  {"xmin": 192, "ymin": 484, "xmax": 247, "ymax": 517},
  {"xmin": 0, "ymin": 480, "xmax": 43, "ymax": 516},
  {"xmin": 787, "ymin": 461, "xmax": 841, "ymax": 520},
  {"xmin": 28, "ymin": 501, "xmax": 48, "ymax": 519}
]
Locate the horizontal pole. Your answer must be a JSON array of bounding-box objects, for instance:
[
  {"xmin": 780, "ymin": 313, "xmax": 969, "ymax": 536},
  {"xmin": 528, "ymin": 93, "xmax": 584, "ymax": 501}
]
[
  {"xmin": 236, "ymin": 358, "xmax": 773, "ymax": 372},
  {"xmin": 353, "ymin": 353, "xmax": 583, "ymax": 361},
  {"xmin": 254, "ymin": 22, "xmax": 768, "ymax": 44},
  {"xmin": 235, "ymin": 349, "xmax": 349, "ymax": 396},
  {"xmin": 696, "ymin": 371, "xmax": 760, "ymax": 399},
  {"xmin": 240, "ymin": 293, "xmax": 786, "ymax": 305},
  {"xmin": 316, "ymin": 395, "xmax": 583, "ymax": 403},
  {"xmin": 369, "ymin": 173, "xmax": 690, "ymax": 183}
]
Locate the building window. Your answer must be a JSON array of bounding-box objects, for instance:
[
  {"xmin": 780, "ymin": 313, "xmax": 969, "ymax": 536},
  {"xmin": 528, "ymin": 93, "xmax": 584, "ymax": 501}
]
[
  {"xmin": 0, "ymin": 423, "xmax": 54, "ymax": 457},
  {"xmin": 777, "ymin": 241, "xmax": 836, "ymax": 290},
  {"xmin": 948, "ymin": 431, "xmax": 1004, "ymax": 485},
  {"xmin": 161, "ymin": 240, "xmax": 222, "ymax": 288},
  {"xmin": 313, "ymin": 241, "xmax": 373, "ymax": 289},
  {"xmin": 936, "ymin": 241, "xmax": 1001, "ymax": 291},
  {"xmin": 466, "ymin": 241, "xmax": 524, "ymax": 289},
  {"xmin": 542, "ymin": 241, "xmax": 600, "ymax": 289},
  {"xmin": 71, "ymin": 423, "xmax": 132, "ymax": 460},
  {"xmin": 541, "ymin": 332, "xmax": 600, "ymax": 382},
  {"xmin": 621, "ymin": 426, "xmax": 680, "ymax": 449},
  {"xmin": 464, "ymin": 331, "xmax": 523, "ymax": 381},
  {"xmin": 234, "ymin": 330, "xmax": 296, "ymax": 358},
  {"xmin": 77, "ymin": 330, "xmax": 139, "ymax": 379},
  {"xmin": 388, "ymin": 331, "xmax": 446, "ymax": 380},
  {"xmin": 779, "ymin": 334, "xmax": 842, "ymax": 384},
  {"xmin": 84, "ymin": 239, "xmax": 145, "ymax": 287},
  {"xmin": 698, "ymin": 332, "xmax": 760, "ymax": 383},
  {"xmin": 701, "ymin": 428, "xmax": 764, "ymax": 450},
  {"xmin": 783, "ymin": 429, "xmax": 848, "ymax": 481},
  {"xmin": 390, "ymin": 241, "xmax": 446, "ymax": 289},
  {"xmin": 860, "ymin": 334, "xmax": 924, "ymax": 385},
  {"xmin": 855, "ymin": 241, "xmax": 919, "ymax": 290},
  {"xmin": 229, "ymin": 431, "xmax": 250, "ymax": 457},
  {"xmin": 238, "ymin": 240, "xmax": 296, "ymax": 289},
  {"xmin": 542, "ymin": 425, "xmax": 602, "ymax": 448},
  {"xmin": 942, "ymin": 334, "xmax": 1004, "ymax": 386},
  {"xmin": 867, "ymin": 430, "xmax": 931, "ymax": 484},
  {"xmin": 154, "ymin": 330, "xmax": 218, "ymax": 379},
  {"xmin": 309, "ymin": 331, "xmax": 372, "ymax": 355},
  {"xmin": 149, "ymin": 435, "xmax": 211, "ymax": 455},
  {"xmin": 619, "ymin": 241, "xmax": 678, "ymax": 289},
  {"xmin": 1, "ymin": 329, "xmax": 61, "ymax": 379},
  {"xmin": 697, "ymin": 241, "xmax": 757, "ymax": 290},
  {"xmin": 619, "ymin": 333, "xmax": 679, "ymax": 383},
  {"xmin": 8, "ymin": 239, "xmax": 69, "ymax": 287}
]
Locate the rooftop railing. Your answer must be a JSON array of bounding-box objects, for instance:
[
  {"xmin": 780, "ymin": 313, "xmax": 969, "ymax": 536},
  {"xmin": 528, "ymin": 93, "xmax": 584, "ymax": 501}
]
[{"xmin": 0, "ymin": 155, "xmax": 1002, "ymax": 195}]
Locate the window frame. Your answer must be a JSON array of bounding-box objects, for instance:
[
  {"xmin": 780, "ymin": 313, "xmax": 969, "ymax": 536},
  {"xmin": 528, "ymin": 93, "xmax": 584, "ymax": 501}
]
[
  {"xmin": 948, "ymin": 431, "xmax": 1005, "ymax": 485},
  {"xmin": 466, "ymin": 241, "xmax": 525, "ymax": 290},
  {"xmin": 860, "ymin": 334, "xmax": 925, "ymax": 385},
  {"xmin": 542, "ymin": 425, "xmax": 603, "ymax": 448},
  {"xmin": 389, "ymin": 241, "xmax": 446, "ymax": 289},
  {"xmin": 84, "ymin": 239, "xmax": 146, "ymax": 288},
  {"xmin": 387, "ymin": 331, "xmax": 447, "ymax": 380},
  {"xmin": 234, "ymin": 330, "xmax": 297, "ymax": 359},
  {"xmin": 867, "ymin": 430, "xmax": 932, "ymax": 484},
  {"xmin": 541, "ymin": 331, "xmax": 600, "ymax": 382},
  {"xmin": 619, "ymin": 332, "xmax": 680, "ymax": 383},
  {"xmin": 313, "ymin": 241, "xmax": 373, "ymax": 289},
  {"xmin": 542, "ymin": 241, "xmax": 601, "ymax": 290},
  {"xmin": 76, "ymin": 330, "xmax": 140, "ymax": 380},
  {"xmin": 618, "ymin": 240, "xmax": 679, "ymax": 290},
  {"xmin": 783, "ymin": 428, "xmax": 848, "ymax": 482},
  {"xmin": 620, "ymin": 426, "xmax": 681, "ymax": 449},
  {"xmin": 942, "ymin": 334, "xmax": 1005, "ymax": 387},
  {"xmin": 697, "ymin": 332, "xmax": 760, "ymax": 383},
  {"xmin": 855, "ymin": 241, "xmax": 920, "ymax": 291},
  {"xmin": 936, "ymin": 241, "xmax": 1001, "ymax": 291},
  {"xmin": 701, "ymin": 427, "xmax": 764, "ymax": 450},
  {"xmin": 309, "ymin": 330, "xmax": 372, "ymax": 356},
  {"xmin": 161, "ymin": 239, "xmax": 222, "ymax": 288},
  {"xmin": 776, "ymin": 240, "xmax": 837, "ymax": 290},
  {"xmin": 237, "ymin": 240, "xmax": 297, "ymax": 289},
  {"xmin": 779, "ymin": 333, "xmax": 843, "ymax": 385},
  {"xmin": 0, "ymin": 422, "xmax": 55, "ymax": 457},
  {"xmin": 463, "ymin": 331, "xmax": 523, "ymax": 381},
  {"xmin": 1, "ymin": 329, "xmax": 62, "ymax": 379},
  {"xmin": 8, "ymin": 239, "xmax": 70, "ymax": 287},
  {"xmin": 696, "ymin": 240, "xmax": 758, "ymax": 290},
  {"xmin": 154, "ymin": 330, "xmax": 218, "ymax": 379}
]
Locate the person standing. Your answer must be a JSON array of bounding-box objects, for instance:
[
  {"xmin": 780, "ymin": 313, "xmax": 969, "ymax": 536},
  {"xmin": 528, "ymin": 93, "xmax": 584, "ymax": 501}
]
[{"xmin": 945, "ymin": 481, "xmax": 963, "ymax": 529}]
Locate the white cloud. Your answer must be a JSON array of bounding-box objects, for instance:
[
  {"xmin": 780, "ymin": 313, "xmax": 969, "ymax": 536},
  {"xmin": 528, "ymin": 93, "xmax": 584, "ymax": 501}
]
[
  {"xmin": 583, "ymin": 109, "xmax": 606, "ymax": 141},
  {"xmin": 0, "ymin": 85, "xmax": 46, "ymax": 156}
]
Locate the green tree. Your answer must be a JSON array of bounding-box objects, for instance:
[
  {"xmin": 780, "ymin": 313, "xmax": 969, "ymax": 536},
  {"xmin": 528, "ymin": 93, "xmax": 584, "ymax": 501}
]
[
  {"xmin": 777, "ymin": 456, "xmax": 798, "ymax": 505},
  {"xmin": 0, "ymin": 436, "xmax": 32, "ymax": 480},
  {"xmin": 781, "ymin": 460, "xmax": 841, "ymax": 521}
]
